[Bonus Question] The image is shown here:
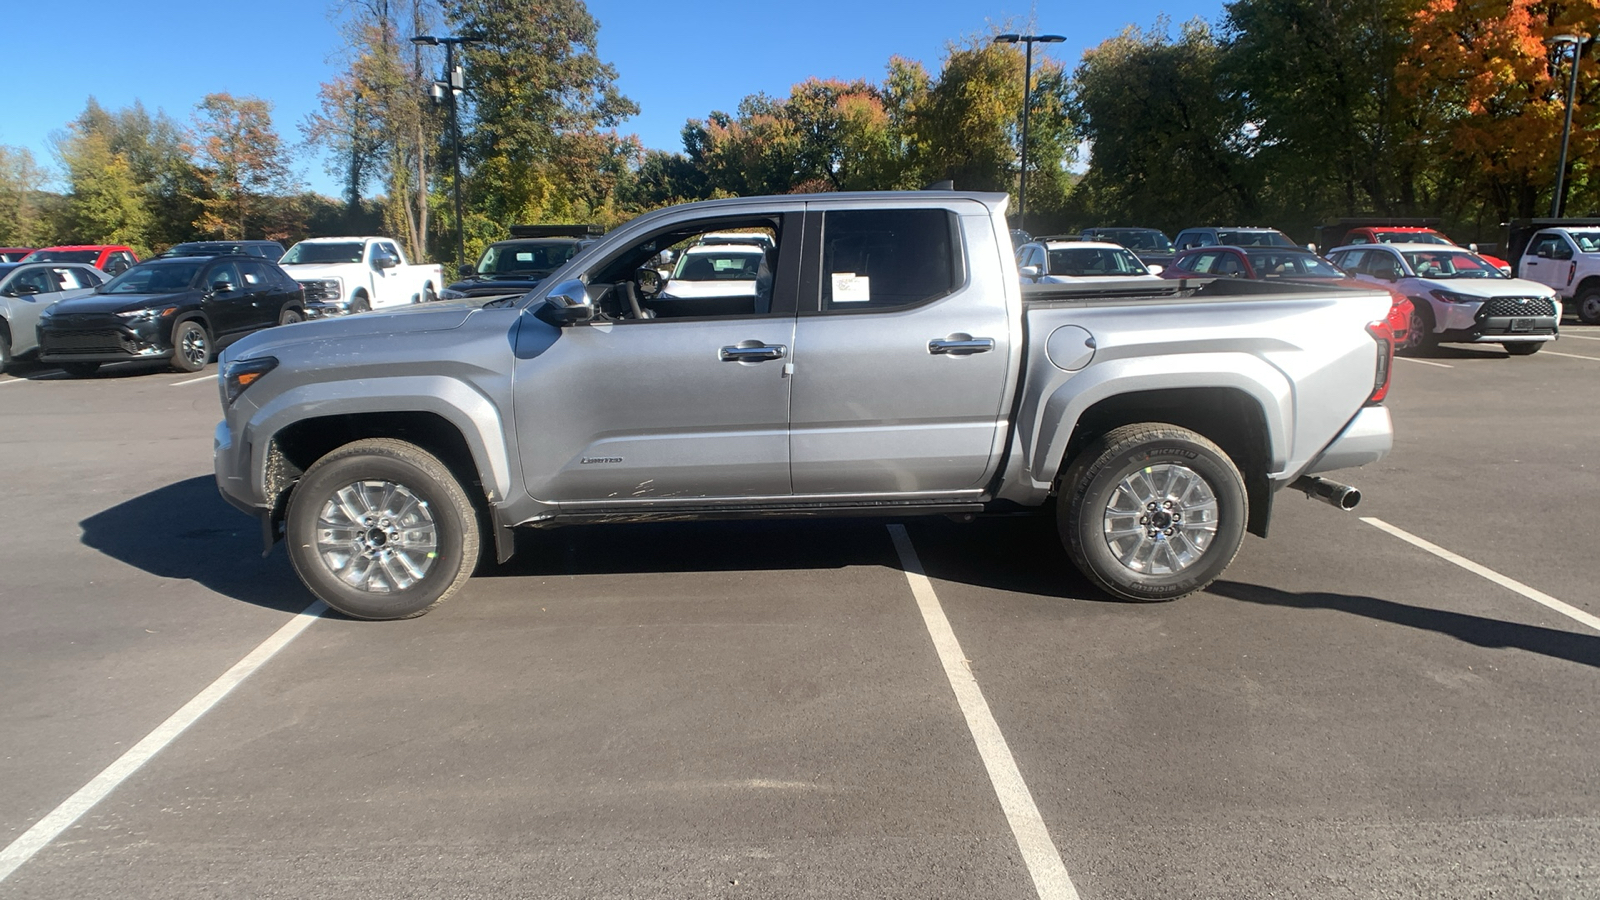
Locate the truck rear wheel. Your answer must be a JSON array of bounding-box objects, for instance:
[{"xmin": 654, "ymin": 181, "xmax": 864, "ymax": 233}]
[
  {"xmin": 1058, "ymin": 424, "xmax": 1247, "ymax": 602},
  {"xmin": 285, "ymin": 438, "xmax": 480, "ymax": 620},
  {"xmin": 1577, "ymin": 288, "xmax": 1600, "ymax": 326}
]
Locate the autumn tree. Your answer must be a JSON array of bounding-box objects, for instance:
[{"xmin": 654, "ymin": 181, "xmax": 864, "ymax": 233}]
[{"xmin": 191, "ymin": 93, "xmax": 298, "ymax": 240}]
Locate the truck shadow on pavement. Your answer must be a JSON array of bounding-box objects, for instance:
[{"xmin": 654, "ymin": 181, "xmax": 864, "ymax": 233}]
[
  {"xmin": 79, "ymin": 475, "xmax": 312, "ymax": 614},
  {"xmin": 1210, "ymin": 581, "xmax": 1600, "ymax": 670}
]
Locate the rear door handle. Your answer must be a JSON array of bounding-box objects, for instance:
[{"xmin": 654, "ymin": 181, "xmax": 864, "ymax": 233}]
[
  {"xmin": 928, "ymin": 337, "xmax": 995, "ymax": 355},
  {"xmin": 720, "ymin": 343, "xmax": 786, "ymax": 362}
]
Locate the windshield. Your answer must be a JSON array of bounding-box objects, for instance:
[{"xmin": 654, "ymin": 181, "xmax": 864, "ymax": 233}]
[
  {"xmin": 101, "ymin": 262, "xmax": 201, "ymax": 294},
  {"xmin": 1403, "ymin": 250, "xmax": 1505, "ymax": 279},
  {"xmin": 280, "ymin": 242, "xmax": 364, "ymax": 265},
  {"xmin": 671, "ymin": 249, "xmax": 764, "ymax": 281},
  {"xmin": 1097, "ymin": 229, "xmax": 1172, "ymax": 253},
  {"xmin": 1377, "ymin": 231, "xmax": 1451, "ymax": 245},
  {"xmin": 477, "ymin": 241, "xmax": 579, "ymax": 277},
  {"xmin": 1570, "ymin": 231, "xmax": 1600, "ymax": 253},
  {"xmin": 1218, "ymin": 230, "xmax": 1295, "ymax": 248},
  {"xmin": 1245, "ymin": 250, "xmax": 1345, "ymax": 279},
  {"xmin": 30, "ymin": 250, "xmax": 100, "ymax": 263},
  {"xmin": 1047, "ymin": 247, "xmax": 1150, "ymax": 276}
]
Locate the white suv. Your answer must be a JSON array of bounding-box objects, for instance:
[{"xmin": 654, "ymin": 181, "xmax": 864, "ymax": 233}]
[{"xmin": 1327, "ymin": 243, "xmax": 1560, "ymax": 355}]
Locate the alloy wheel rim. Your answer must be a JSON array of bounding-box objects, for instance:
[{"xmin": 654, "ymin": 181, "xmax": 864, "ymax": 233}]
[
  {"xmin": 314, "ymin": 480, "xmax": 439, "ymax": 593},
  {"xmin": 1102, "ymin": 463, "xmax": 1220, "ymax": 575},
  {"xmin": 181, "ymin": 328, "xmax": 207, "ymax": 367}
]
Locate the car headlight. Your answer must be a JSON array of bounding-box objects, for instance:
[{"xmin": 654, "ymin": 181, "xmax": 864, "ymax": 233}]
[
  {"xmin": 116, "ymin": 305, "xmax": 178, "ymax": 321},
  {"xmin": 223, "ymin": 356, "xmax": 278, "ymax": 405},
  {"xmin": 439, "ymin": 287, "xmax": 468, "ymax": 300},
  {"xmin": 1430, "ymin": 290, "xmax": 1478, "ymax": 305}
]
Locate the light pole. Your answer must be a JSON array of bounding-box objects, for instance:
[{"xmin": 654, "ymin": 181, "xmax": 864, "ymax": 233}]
[
  {"xmin": 412, "ymin": 33, "xmax": 480, "ymax": 272},
  {"xmin": 1549, "ymin": 33, "xmax": 1589, "ymax": 218},
  {"xmin": 993, "ymin": 33, "xmax": 1064, "ymax": 235}
]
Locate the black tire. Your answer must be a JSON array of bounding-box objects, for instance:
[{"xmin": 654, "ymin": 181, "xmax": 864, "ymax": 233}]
[
  {"xmin": 285, "ymin": 438, "xmax": 480, "ymax": 620},
  {"xmin": 169, "ymin": 319, "xmax": 210, "ymax": 373},
  {"xmin": 61, "ymin": 361, "xmax": 100, "ymax": 377},
  {"xmin": 1058, "ymin": 424, "xmax": 1248, "ymax": 603},
  {"xmin": 278, "ymin": 307, "xmax": 305, "ymax": 326},
  {"xmin": 1503, "ymin": 342, "xmax": 1542, "ymax": 356},
  {"xmin": 0, "ymin": 329, "xmax": 11, "ymax": 373},
  {"xmin": 1400, "ymin": 300, "xmax": 1438, "ymax": 354},
  {"xmin": 1577, "ymin": 288, "xmax": 1600, "ymax": 326},
  {"xmin": 349, "ymin": 293, "xmax": 370, "ymax": 314}
]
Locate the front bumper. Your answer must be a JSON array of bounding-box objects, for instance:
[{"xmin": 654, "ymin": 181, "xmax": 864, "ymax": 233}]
[
  {"xmin": 214, "ymin": 419, "xmax": 260, "ymax": 514},
  {"xmin": 37, "ymin": 319, "xmax": 176, "ymax": 363},
  {"xmin": 1437, "ymin": 296, "xmax": 1560, "ymax": 343}
]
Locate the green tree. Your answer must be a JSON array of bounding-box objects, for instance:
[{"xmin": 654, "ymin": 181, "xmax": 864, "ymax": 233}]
[
  {"xmin": 53, "ymin": 101, "xmax": 154, "ymax": 253},
  {"xmin": 0, "ymin": 146, "xmax": 52, "ymax": 247}
]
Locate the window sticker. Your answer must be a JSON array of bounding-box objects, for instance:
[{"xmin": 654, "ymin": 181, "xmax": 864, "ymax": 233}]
[{"xmin": 831, "ymin": 272, "xmax": 870, "ymax": 303}]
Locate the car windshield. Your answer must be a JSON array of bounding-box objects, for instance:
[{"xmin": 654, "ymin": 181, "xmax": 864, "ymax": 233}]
[
  {"xmin": 1047, "ymin": 247, "xmax": 1150, "ymax": 276},
  {"xmin": 1377, "ymin": 231, "xmax": 1451, "ymax": 245},
  {"xmin": 1245, "ymin": 251, "xmax": 1345, "ymax": 279},
  {"xmin": 671, "ymin": 249, "xmax": 764, "ymax": 281},
  {"xmin": 31, "ymin": 250, "xmax": 101, "ymax": 263},
  {"xmin": 1403, "ymin": 250, "xmax": 1505, "ymax": 279},
  {"xmin": 1097, "ymin": 229, "xmax": 1173, "ymax": 253},
  {"xmin": 280, "ymin": 242, "xmax": 364, "ymax": 265},
  {"xmin": 477, "ymin": 241, "xmax": 579, "ymax": 277},
  {"xmin": 101, "ymin": 262, "xmax": 201, "ymax": 294},
  {"xmin": 1569, "ymin": 231, "xmax": 1600, "ymax": 253},
  {"xmin": 1217, "ymin": 230, "xmax": 1295, "ymax": 247}
]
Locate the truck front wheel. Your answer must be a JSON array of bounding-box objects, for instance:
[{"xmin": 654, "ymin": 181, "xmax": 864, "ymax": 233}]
[
  {"xmin": 1058, "ymin": 424, "xmax": 1247, "ymax": 602},
  {"xmin": 285, "ymin": 438, "xmax": 481, "ymax": 620},
  {"xmin": 1577, "ymin": 288, "xmax": 1600, "ymax": 326}
]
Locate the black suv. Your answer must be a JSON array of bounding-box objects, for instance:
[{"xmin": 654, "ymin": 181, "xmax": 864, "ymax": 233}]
[
  {"xmin": 38, "ymin": 255, "xmax": 306, "ymax": 376},
  {"xmin": 440, "ymin": 225, "xmax": 602, "ymax": 300},
  {"xmin": 156, "ymin": 240, "xmax": 286, "ymax": 262}
]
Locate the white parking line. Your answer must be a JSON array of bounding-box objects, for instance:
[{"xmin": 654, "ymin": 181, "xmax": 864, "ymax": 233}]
[
  {"xmin": 1543, "ymin": 350, "xmax": 1600, "ymax": 362},
  {"xmin": 1362, "ymin": 517, "xmax": 1600, "ymax": 634},
  {"xmin": 170, "ymin": 373, "xmax": 215, "ymax": 386},
  {"xmin": 1396, "ymin": 357, "xmax": 1453, "ymax": 368},
  {"xmin": 1559, "ymin": 333, "xmax": 1600, "ymax": 341},
  {"xmin": 0, "ymin": 601, "xmax": 327, "ymax": 884},
  {"xmin": 887, "ymin": 525, "xmax": 1081, "ymax": 900},
  {"xmin": 0, "ymin": 378, "xmax": 24, "ymax": 386}
]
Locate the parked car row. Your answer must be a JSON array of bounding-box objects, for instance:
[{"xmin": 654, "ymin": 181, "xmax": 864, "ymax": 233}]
[{"xmin": 1029, "ymin": 223, "xmax": 1563, "ymax": 357}]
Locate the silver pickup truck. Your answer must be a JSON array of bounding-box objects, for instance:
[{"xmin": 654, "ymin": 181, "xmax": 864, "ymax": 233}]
[{"xmin": 213, "ymin": 192, "xmax": 1394, "ymax": 620}]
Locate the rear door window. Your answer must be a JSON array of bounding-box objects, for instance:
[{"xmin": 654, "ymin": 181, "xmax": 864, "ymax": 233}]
[{"xmin": 816, "ymin": 208, "xmax": 959, "ymax": 313}]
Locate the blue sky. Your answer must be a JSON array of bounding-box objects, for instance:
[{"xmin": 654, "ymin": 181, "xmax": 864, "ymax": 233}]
[{"xmin": 6, "ymin": 0, "xmax": 1227, "ymax": 197}]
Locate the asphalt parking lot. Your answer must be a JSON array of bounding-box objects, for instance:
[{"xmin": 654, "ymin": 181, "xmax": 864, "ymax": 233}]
[{"xmin": 2, "ymin": 327, "xmax": 1598, "ymax": 899}]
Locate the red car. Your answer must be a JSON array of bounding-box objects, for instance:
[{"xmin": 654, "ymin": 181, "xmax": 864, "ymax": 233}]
[
  {"xmin": 1163, "ymin": 245, "xmax": 1413, "ymax": 347},
  {"xmin": 0, "ymin": 248, "xmax": 33, "ymax": 263},
  {"xmin": 1337, "ymin": 226, "xmax": 1510, "ymax": 274},
  {"xmin": 22, "ymin": 245, "xmax": 139, "ymax": 275}
]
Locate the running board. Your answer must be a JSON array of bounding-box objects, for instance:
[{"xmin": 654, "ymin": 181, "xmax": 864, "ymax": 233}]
[{"xmin": 520, "ymin": 500, "xmax": 988, "ymax": 528}]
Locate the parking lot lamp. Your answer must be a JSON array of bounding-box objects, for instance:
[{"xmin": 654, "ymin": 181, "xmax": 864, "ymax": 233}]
[
  {"xmin": 992, "ymin": 33, "xmax": 1065, "ymax": 235},
  {"xmin": 412, "ymin": 34, "xmax": 481, "ymax": 272},
  {"xmin": 1550, "ymin": 33, "xmax": 1589, "ymax": 218}
]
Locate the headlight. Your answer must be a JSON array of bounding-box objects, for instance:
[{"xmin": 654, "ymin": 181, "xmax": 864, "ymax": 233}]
[
  {"xmin": 115, "ymin": 306, "xmax": 178, "ymax": 321},
  {"xmin": 439, "ymin": 287, "xmax": 468, "ymax": 300},
  {"xmin": 223, "ymin": 356, "xmax": 278, "ymax": 405},
  {"xmin": 323, "ymin": 278, "xmax": 343, "ymax": 300},
  {"xmin": 1430, "ymin": 290, "xmax": 1478, "ymax": 305}
]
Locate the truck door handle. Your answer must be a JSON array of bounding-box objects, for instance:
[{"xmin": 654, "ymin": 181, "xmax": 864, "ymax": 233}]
[
  {"xmin": 928, "ymin": 337, "xmax": 995, "ymax": 355},
  {"xmin": 720, "ymin": 343, "xmax": 786, "ymax": 362}
]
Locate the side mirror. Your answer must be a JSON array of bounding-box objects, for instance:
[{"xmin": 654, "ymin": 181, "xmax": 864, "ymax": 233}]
[
  {"xmin": 1147, "ymin": 264, "xmax": 1164, "ymax": 276},
  {"xmin": 635, "ymin": 266, "xmax": 662, "ymax": 295},
  {"xmin": 373, "ymin": 253, "xmax": 399, "ymax": 270},
  {"xmin": 1468, "ymin": 242, "xmax": 1480, "ymax": 252},
  {"xmin": 536, "ymin": 278, "xmax": 594, "ymax": 326},
  {"xmin": 1305, "ymin": 242, "xmax": 1318, "ymax": 254},
  {"xmin": 1535, "ymin": 246, "xmax": 1551, "ymax": 259},
  {"xmin": 656, "ymin": 249, "xmax": 676, "ymax": 265},
  {"xmin": 458, "ymin": 263, "xmax": 476, "ymax": 278},
  {"xmin": 12, "ymin": 285, "xmax": 38, "ymax": 296},
  {"xmin": 1019, "ymin": 264, "xmax": 1042, "ymax": 279},
  {"xmin": 211, "ymin": 280, "xmax": 235, "ymax": 293}
]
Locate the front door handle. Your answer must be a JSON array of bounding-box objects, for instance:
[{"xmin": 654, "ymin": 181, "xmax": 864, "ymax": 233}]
[
  {"xmin": 720, "ymin": 342, "xmax": 787, "ymax": 362},
  {"xmin": 928, "ymin": 336, "xmax": 996, "ymax": 355}
]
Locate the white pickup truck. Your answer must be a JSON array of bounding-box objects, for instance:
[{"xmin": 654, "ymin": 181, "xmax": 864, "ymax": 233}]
[
  {"xmin": 277, "ymin": 237, "xmax": 443, "ymax": 317},
  {"xmin": 1515, "ymin": 224, "xmax": 1600, "ymax": 324}
]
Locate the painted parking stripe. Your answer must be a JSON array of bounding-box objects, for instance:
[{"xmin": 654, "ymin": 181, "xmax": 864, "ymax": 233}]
[
  {"xmin": 171, "ymin": 373, "xmax": 215, "ymax": 386},
  {"xmin": 0, "ymin": 378, "xmax": 24, "ymax": 386},
  {"xmin": 1396, "ymin": 357, "xmax": 1453, "ymax": 368},
  {"xmin": 1559, "ymin": 333, "xmax": 1600, "ymax": 341},
  {"xmin": 1543, "ymin": 350, "xmax": 1600, "ymax": 362},
  {"xmin": 888, "ymin": 525, "xmax": 1081, "ymax": 900},
  {"xmin": 1362, "ymin": 517, "xmax": 1600, "ymax": 634},
  {"xmin": 0, "ymin": 601, "xmax": 327, "ymax": 884}
]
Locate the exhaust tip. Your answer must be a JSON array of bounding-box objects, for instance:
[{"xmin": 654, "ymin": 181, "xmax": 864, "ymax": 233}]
[{"xmin": 1290, "ymin": 476, "xmax": 1362, "ymax": 511}]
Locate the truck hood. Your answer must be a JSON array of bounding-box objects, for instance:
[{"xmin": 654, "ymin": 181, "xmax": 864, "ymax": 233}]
[
  {"xmin": 278, "ymin": 263, "xmax": 362, "ymax": 280},
  {"xmin": 221, "ymin": 296, "xmax": 486, "ymax": 362}
]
